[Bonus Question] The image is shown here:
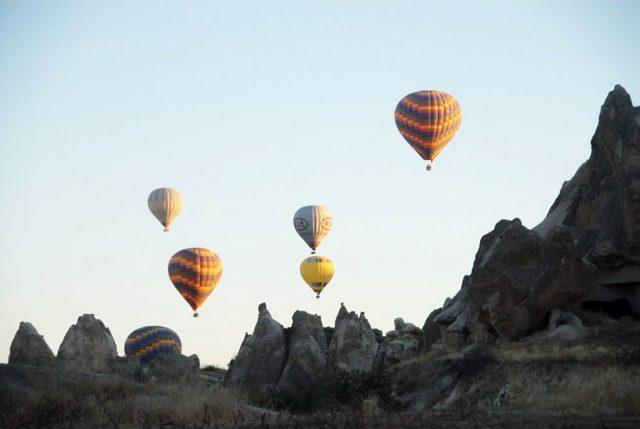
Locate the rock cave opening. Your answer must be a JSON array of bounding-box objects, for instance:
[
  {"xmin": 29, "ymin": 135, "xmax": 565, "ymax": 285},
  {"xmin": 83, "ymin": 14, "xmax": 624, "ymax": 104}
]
[
  {"xmin": 581, "ymin": 298, "xmax": 636, "ymax": 319},
  {"xmin": 580, "ymin": 280, "xmax": 640, "ymax": 319}
]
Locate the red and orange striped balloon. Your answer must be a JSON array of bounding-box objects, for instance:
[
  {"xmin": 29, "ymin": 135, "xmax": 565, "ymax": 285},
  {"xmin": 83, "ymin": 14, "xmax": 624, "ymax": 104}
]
[
  {"xmin": 395, "ymin": 90, "xmax": 462, "ymax": 169},
  {"xmin": 168, "ymin": 248, "xmax": 223, "ymax": 317}
]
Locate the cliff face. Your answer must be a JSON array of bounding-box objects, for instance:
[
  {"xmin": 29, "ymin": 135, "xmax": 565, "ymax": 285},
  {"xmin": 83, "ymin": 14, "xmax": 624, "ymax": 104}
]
[
  {"xmin": 437, "ymin": 221, "xmax": 594, "ymax": 339},
  {"xmin": 57, "ymin": 314, "xmax": 118, "ymax": 373},
  {"xmin": 224, "ymin": 302, "xmax": 385, "ymax": 402},
  {"xmin": 435, "ymin": 86, "xmax": 640, "ymax": 340},
  {"xmin": 224, "ymin": 303, "xmax": 287, "ymax": 390},
  {"xmin": 8, "ymin": 322, "xmax": 55, "ymax": 367},
  {"xmin": 536, "ymin": 85, "xmax": 640, "ymax": 268}
]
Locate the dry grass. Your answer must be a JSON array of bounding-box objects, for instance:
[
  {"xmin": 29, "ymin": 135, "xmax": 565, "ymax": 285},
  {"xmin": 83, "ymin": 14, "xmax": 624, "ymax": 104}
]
[
  {"xmin": 0, "ymin": 370, "xmax": 248, "ymax": 427},
  {"xmin": 395, "ymin": 339, "xmax": 614, "ymax": 370},
  {"xmin": 508, "ymin": 367, "xmax": 640, "ymax": 416},
  {"xmin": 109, "ymin": 384, "xmax": 245, "ymax": 426},
  {"xmin": 391, "ymin": 339, "xmax": 470, "ymax": 372},
  {"xmin": 495, "ymin": 341, "xmax": 613, "ymax": 364},
  {"xmin": 3, "ymin": 364, "xmax": 640, "ymax": 428}
]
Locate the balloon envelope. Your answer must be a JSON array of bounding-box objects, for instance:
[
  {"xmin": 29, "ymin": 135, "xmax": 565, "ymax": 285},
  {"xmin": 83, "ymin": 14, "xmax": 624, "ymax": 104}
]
[
  {"xmin": 168, "ymin": 248, "xmax": 223, "ymax": 314},
  {"xmin": 300, "ymin": 255, "xmax": 334, "ymax": 297},
  {"xmin": 293, "ymin": 205, "xmax": 332, "ymax": 253},
  {"xmin": 124, "ymin": 326, "xmax": 181, "ymax": 364},
  {"xmin": 395, "ymin": 90, "xmax": 462, "ymax": 164},
  {"xmin": 148, "ymin": 188, "xmax": 184, "ymax": 231}
]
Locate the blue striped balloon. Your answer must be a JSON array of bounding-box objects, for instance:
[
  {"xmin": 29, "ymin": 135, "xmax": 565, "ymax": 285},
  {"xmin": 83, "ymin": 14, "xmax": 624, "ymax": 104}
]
[{"xmin": 124, "ymin": 326, "xmax": 182, "ymax": 364}]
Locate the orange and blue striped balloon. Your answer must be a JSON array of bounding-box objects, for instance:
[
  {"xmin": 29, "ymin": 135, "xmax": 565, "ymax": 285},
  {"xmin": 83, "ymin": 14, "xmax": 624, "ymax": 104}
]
[
  {"xmin": 168, "ymin": 248, "xmax": 223, "ymax": 317},
  {"xmin": 124, "ymin": 326, "xmax": 181, "ymax": 364},
  {"xmin": 395, "ymin": 90, "xmax": 462, "ymax": 169}
]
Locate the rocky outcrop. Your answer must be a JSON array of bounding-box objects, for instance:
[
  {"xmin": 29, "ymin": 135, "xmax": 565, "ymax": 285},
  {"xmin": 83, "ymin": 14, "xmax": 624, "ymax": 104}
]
[
  {"xmin": 436, "ymin": 221, "xmax": 594, "ymax": 340},
  {"xmin": 327, "ymin": 304, "xmax": 378, "ymax": 374},
  {"xmin": 435, "ymin": 86, "xmax": 640, "ymax": 341},
  {"xmin": 546, "ymin": 310, "xmax": 585, "ymax": 342},
  {"xmin": 375, "ymin": 318, "xmax": 423, "ymax": 372},
  {"xmin": 376, "ymin": 334, "xmax": 420, "ymax": 372},
  {"xmin": 389, "ymin": 342, "xmax": 495, "ymax": 411},
  {"xmin": 422, "ymin": 308, "xmax": 444, "ymax": 352},
  {"xmin": 109, "ymin": 356, "xmax": 144, "ymax": 381},
  {"xmin": 535, "ymin": 86, "xmax": 640, "ymax": 259},
  {"xmin": 225, "ymin": 303, "xmax": 286, "ymax": 391},
  {"xmin": 373, "ymin": 328, "xmax": 384, "ymax": 344},
  {"xmin": 226, "ymin": 303, "xmax": 381, "ymax": 397},
  {"xmin": 8, "ymin": 322, "xmax": 55, "ymax": 367},
  {"xmin": 535, "ymin": 85, "xmax": 640, "ymax": 313},
  {"xmin": 57, "ymin": 314, "xmax": 117, "ymax": 373},
  {"xmin": 144, "ymin": 353, "xmax": 200, "ymax": 383},
  {"xmin": 277, "ymin": 311, "xmax": 327, "ymax": 396},
  {"xmin": 393, "ymin": 318, "xmax": 422, "ymax": 336}
]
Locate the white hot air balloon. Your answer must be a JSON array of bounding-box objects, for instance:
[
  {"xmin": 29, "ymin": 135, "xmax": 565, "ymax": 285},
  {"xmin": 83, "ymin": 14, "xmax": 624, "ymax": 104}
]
[
  {"xmin": 293, "ymin": 205, "xmax": 332, "ymax": 253},
  {"xmin": 147, "ymin": 188, "xmax": 184, "ymax": 231}
]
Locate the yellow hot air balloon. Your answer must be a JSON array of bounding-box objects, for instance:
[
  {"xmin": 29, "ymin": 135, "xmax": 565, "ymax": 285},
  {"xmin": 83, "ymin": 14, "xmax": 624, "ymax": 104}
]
[
  {"xmin": 168, "ymin": 248, "xmax": 223, "ymax": 317},
  {"xmin": 148, "ymin": 188, "xmax": 184, "ymax": 231},
  {"xmin": 300, "ymin": 255, "xmax": 334, "ymax": 298},
  {"xmin": 395, "ymin": 90, "xmax": 462, "ymax": 170}
]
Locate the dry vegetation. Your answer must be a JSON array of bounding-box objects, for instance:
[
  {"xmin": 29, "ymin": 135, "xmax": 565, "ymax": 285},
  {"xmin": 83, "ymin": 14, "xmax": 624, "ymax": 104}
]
[
  {"xmin": 489, "ymin": 320, "xmax": 640, "ymax": 417},
  {"xmin": 494, "ymin": 338, "xmax": 614, "ymax": 364},
  {"xmin": 0, "ymin": 367, "xmax": 250, "ymax": 428},
  {"xmin": 508, "ymin": 367, "xmax": 640, "ymax": 416},
  {"xmin": 385, "ymin": 318, "xmax": 640, "ymax": 422},
  {"xmin": 2, "ymin": 318, "xmax": 639, "ymax": 427}
]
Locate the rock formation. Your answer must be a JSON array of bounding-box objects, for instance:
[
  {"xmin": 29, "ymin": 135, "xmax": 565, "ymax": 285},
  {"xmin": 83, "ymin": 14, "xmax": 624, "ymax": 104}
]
[
  {"xmin": 422, "ymin": 308, "xmax": 444, "ymax": 352},
  {"xmin": 327, "ymin": 304, "xmax": 378, "ymax": 374},
  {"xmin": 143, "ymin": 353, "xmax": 200, "ymax": 383},
  {"xmin": 535, "ymin": 86, "xmax": 640, "ymax": 259},
  {"xmin": 376, "ymin": 330, "xmax": 421, "ymax": 372},
  {"xmin": 225, "ymin": 302, "xmax": 380, "ymax": 398},
  {"xmin": 374, "ymin": 317, "xmax": 424, "ymax": 372},
  {"xmin": 535, "ymin": 84, "xmax": 640, "ymax": 315},
  {"xmin": 8, "ymin": 322, "xmax": 55, "ymax": 367},
  {"xmin": 433, "ymin": 85, "xmax": 640, "ymax": 342},
  {"xmin": 435, "ymin": 221, "xmax": 594, "ymax": 339},
  {"xmin": 109, "ymin": 356, "xmax": 144, "ymax": 381},
  {"xmin": 277, "ymin": 311, "xmax": 327, "ymax": 396},
  {"xmin": 57, "ymin": 314, "xmax": 118, "ymax": 373},
  {"xmin": 546, "ymin": 309, "xmax": 585, "ymax": 342},
  {"xmin": 225, "ymin": 303, "xmax": 287, "ymax": 391}
]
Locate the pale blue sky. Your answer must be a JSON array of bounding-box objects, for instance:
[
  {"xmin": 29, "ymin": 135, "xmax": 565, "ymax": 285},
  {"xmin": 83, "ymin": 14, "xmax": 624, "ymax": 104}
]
[{"xmin": 1, "ymin": 1, "xmax": 638, "ymax": 366}]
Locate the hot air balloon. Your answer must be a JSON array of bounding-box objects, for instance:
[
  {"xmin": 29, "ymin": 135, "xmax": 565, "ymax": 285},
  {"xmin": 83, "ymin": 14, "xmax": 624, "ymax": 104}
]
[
  {"xmin": 293, "ymin": 205, "xmax": 332, "ymax": 254},
  {"xmin": 148, "ymin": 188, "xmax": 184, "ymax": 231},
  {"xmin": 394, "ymin": 90, "xmax": 462, "ymax": 170},
  {"xmin": 168, "ymin": 248, "xmax": 223, "ymax": 317},
  {"xmin": 124, "ymin": 326, "xmax": 181, "ymax": 364},
  {"xmin": 300, "ymin": 255, "xmax": 334, "ymax": 298}
]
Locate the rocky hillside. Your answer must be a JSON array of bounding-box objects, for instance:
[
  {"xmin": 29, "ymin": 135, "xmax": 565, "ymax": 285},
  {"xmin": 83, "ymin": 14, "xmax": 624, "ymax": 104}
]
[
  {"xmin": 1, "ymin": 85, "xmax": 640, "ymax": 428},
  {"xmin": 222, "ymin": 85, "xmax": 640, "ymax": 418},
  {"xmin": 435, "ymin": 84, "xmax": 640, "ymax": 342}
]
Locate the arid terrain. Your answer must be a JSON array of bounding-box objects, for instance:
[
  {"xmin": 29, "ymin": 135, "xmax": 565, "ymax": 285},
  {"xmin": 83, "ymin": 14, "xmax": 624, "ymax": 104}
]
[{"xmin": 2, "ymin": 316, "xmax": 639, "ymax": 428}]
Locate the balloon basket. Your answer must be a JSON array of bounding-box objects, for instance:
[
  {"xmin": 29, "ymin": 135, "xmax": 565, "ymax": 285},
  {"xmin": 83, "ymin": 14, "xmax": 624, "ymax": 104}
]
[
  {"xmin": 193, "ymin": 312, "xmax": 199, "ymax": 318},
  {"xmin": 163, "ymin": 228, "xmax": 169, "ymax": 232}
]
